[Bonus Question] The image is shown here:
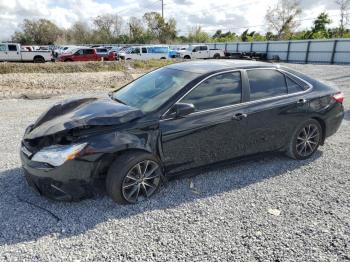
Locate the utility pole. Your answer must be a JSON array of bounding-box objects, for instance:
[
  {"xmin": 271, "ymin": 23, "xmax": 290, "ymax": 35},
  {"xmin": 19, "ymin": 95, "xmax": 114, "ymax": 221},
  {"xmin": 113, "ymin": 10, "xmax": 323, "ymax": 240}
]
[{"xmin": 161, "ymin": 0, "xmax": 164, "ymax": 18}]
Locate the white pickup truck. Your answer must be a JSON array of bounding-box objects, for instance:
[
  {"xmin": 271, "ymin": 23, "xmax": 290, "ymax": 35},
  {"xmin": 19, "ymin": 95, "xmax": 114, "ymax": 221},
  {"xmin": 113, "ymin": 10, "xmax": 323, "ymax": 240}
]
[
  {"xmin": 0, "ymin": 43, "xmax": 53, "ymax": 63},
  {"xmin": 178, "ymin": 45, "xmax": 225, "ymax": 59}
]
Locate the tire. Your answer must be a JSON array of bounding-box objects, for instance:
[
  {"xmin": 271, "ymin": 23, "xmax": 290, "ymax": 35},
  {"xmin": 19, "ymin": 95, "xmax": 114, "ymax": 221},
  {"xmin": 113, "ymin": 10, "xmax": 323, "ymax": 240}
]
[
  {"xmin": 213, "ymin": 53, "xmax": 220, "ymax": 59},
  {"xmin": 106, "ymin": 151, "xmax": 163, "ymax": 204},
  {"xmin": 286, "ymin": 119, "xmax": 322, "ymax": 160},
  {"xmin": 184, "ymin": 55, "xmax": 191, "ymax": 59},
  {"xmin": 33, "ymin": 56, "xmax": 45, "ymax": 63},
  {"xmin": 64, "ymin": 59, "xmax": 73, "ymax": 62}
]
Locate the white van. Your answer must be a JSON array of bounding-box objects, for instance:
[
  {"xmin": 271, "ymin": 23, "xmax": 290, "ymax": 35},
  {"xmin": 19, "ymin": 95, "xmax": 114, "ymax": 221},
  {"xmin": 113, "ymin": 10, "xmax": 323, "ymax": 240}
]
[{"xmin": 119, "ymin": 45, "xmax": 169, "ymax": 60}]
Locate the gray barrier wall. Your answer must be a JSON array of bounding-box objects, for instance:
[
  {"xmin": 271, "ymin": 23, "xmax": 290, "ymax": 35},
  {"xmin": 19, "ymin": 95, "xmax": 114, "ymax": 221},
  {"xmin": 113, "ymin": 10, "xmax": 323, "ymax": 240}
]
[{"xmin": 204, "ymin": 39, "xmax": 350, "ymax": 64}]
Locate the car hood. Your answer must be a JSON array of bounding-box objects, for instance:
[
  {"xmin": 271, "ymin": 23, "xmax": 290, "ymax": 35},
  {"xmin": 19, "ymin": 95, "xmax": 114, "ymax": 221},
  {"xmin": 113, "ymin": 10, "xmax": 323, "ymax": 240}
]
[{"xmin": 24, "ymin": 96, "xmax": 144, "ymax": 139}]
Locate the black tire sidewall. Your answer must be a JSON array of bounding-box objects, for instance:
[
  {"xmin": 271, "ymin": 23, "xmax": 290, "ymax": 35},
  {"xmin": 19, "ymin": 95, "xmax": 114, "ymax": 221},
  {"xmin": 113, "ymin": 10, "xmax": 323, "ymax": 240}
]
[
  {"xmin": 106, "ymin": 151, "xmax": 162, "ymax": 204},
  {"xmin": 289, "ymin": 119, "xmax": 322, "ymax": 160}
]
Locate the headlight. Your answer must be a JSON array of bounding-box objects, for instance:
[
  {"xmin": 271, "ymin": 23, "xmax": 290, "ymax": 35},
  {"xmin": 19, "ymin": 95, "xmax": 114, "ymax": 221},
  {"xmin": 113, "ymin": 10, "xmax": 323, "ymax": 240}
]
[{"xmin": 31, "ymin": 143, "xmax": 87, "ymax": 167}]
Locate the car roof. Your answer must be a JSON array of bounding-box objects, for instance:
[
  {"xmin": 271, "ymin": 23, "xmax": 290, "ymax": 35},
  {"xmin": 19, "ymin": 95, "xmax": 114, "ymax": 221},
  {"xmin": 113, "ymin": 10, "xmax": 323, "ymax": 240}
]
[{"xmin": 166, "ymin": 60, "xmax": 279, "ymax": 74}]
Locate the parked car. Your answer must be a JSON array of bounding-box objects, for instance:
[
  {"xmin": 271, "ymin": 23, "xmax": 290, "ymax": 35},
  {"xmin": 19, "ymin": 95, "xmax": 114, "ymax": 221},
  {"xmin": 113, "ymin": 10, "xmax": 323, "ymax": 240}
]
[
  {"xmin": 118, "ymin": 45, "xmax": 169, "ymax": 60},
  {"xmin": 95, "ymin": 48, "xmax": 116, "ymax": 61},
  {"xmin": 20, "ymin": 60, "xmax": 344, "ymax": 204},
  {"xmin": 58, "ymin": 48, "xmax": 115, "ymax": 62},
  {"xmin": 178, "ymin": 45, "xmax": 225, "ymax": 59},
  {"xmin": 53, "ymin": 45, "xmax": 80, "ymax": 57},
  {"xmin": 169, "ymin": 45, "xmax": 189, "ymax": 58},
  {"xmin": 0, "ymin": 43, "xmax": 53, "ymax": 63}
]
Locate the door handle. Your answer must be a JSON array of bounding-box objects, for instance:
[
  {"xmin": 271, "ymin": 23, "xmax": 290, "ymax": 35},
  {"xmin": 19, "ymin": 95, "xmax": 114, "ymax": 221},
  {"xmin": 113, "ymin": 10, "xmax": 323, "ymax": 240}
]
[
  {"xmin": 232, "ymin": 113, "xmax": 247, "ymax": 121},
  {"xmin": 297, "ymin": 98, "xmax": 307, "ymax": 104}
]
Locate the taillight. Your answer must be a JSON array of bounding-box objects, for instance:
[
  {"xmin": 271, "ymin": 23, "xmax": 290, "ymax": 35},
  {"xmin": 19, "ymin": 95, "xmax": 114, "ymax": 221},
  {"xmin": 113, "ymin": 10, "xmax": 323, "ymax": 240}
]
[{"xmin": 333, "ymin": 92, "xmax": 344, "ymax": 103}]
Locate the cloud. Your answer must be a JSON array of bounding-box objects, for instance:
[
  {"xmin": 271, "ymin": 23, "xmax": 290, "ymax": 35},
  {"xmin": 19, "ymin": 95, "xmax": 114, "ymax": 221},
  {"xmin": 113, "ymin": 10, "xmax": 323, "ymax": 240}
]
[{"xmin": 0, "ymin": 0, "xmax": 344, "ymax": 41}]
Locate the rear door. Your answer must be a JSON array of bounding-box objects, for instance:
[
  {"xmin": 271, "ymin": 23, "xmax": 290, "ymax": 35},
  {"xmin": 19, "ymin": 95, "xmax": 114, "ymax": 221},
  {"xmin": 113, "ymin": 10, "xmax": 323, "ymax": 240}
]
[
  {"xmin": 243, "ymin": 68, "xmax": 310, "ymax": 154},
  {"xmin": 7, "ymin": 44, "xmax": 21, "ymax": 61},
  {"xmin": 160, "ymin": 71, "xmax": 250, "ymax": 174},
  {"xmin": 200, "ymin": 45, "xmax": 209, "ymax": 58}
]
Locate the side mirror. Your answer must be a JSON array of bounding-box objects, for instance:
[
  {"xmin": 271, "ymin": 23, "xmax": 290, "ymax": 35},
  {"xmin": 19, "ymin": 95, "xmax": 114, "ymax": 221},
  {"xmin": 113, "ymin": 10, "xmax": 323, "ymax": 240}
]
[{"xmin": 172, "ymin": 103, "xmax": 195, "ymax": 118}]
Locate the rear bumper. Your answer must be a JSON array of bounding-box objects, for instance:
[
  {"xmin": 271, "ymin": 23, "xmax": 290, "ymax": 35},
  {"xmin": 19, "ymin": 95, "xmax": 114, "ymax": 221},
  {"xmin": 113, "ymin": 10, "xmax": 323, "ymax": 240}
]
[
  {"xmin": 20, "ymin": 151, "xmax": 96, "ymax": 201},
  {"xmin": 324, "ymin": 103, "xmax": 344, "ymax": 138}
]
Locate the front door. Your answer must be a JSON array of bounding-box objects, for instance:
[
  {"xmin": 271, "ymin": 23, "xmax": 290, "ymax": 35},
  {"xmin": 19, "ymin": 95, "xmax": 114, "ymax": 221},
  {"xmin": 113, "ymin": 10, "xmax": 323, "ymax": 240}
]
[{"xmin": 160, "ymin": 71, "xmax": 249, "ymax": 174}]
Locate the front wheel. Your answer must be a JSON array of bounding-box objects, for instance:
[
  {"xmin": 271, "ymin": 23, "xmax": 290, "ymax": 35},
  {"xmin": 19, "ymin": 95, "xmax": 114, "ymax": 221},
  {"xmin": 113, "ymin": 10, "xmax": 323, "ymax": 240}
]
[
  {"xmin": 106, "ymin": 151, "xmax": 162, "ymax": 204},
  {"xmin": 286, "ymin": 119, "xmax": 322, "ymax": 160}
]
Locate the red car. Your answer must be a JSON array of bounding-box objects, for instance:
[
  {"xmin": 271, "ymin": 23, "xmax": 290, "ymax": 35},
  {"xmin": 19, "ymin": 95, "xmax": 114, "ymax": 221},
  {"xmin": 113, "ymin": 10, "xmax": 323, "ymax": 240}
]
[{"xmin": 59, "ymin": 48, "xmax": 115, "ymax": 62}]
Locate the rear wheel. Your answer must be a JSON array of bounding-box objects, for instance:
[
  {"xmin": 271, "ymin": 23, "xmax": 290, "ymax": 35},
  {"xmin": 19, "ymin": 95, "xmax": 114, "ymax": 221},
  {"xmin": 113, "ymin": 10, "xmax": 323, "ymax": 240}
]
[
  {"xmin": 33, "ymin": 56, "xmax": 45, "ymax": 63},
  {"xmin": 106, "ymin": 151, "xmax": 162, "ymax": 204},
  {"xmin": 213, "ymin": 53, "xmax": 221, "ymax": 59},
  {"xmin": 184, "ymin": 55, "xmax": 191, "ymax": 59},
  {"xmin": 286, "ymin": 119, "xmax": 322, "ymax": 160}
]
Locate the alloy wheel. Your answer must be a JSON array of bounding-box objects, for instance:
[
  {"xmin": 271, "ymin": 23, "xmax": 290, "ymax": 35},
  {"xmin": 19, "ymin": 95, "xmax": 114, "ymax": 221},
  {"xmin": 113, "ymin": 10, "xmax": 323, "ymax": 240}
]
[
  {"xmin": 296, "ymin": 124, "xmax": 320, "ymax": 157},
  {"xmin": 122, "ymin": 160, "xmax": 161, "ymax": 203}
]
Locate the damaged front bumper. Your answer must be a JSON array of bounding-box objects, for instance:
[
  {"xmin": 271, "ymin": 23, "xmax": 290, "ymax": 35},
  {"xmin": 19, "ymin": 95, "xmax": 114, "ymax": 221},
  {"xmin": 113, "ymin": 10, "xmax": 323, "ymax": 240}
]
[{"xmin": 20, "ymin": 149, "xmax": 97, "ymax": 201}]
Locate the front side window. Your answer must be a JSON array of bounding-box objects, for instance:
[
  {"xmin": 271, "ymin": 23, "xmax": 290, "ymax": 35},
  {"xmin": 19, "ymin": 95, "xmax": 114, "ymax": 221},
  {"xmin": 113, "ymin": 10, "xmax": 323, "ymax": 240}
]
[
  {"xmin": 131, "ymin": 48, "xmax": 140, "ymax": 54},
  {"xmin": 247, "ymin": 69, "xmax": 287, "ymax": 101},
  {"xmin": 83, "ymin": 49, "xmax": 94, "ymax": 55},
  {"xmin": 8, "ymin": 45, "xmax": 17, "ymax": 51},
  {"xmin": 142, "ymin": 47, "xmax": 147, "ymax": 53},
  {"xmin": 75, "ymin": 49, "xmax": 83, "ymax": 55},
  {"xmin": 200, "ymin": 46, "xmax": 208, "ymax": 51},
  {"xmin": 192, "ymin": 47, "xmax": 200, "ymax": 52},
  {"xmin": 112, "ymin": 68, "xmax": 200, "ymax": 112},
  {"xmin": 180, "ymin": 72, "xmax": 242, "ymax": 111}
]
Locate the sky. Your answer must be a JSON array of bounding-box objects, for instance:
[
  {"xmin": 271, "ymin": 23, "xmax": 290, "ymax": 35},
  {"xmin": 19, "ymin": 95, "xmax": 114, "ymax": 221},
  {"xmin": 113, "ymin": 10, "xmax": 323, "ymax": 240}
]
[{"xmin": 0, "ymin": 0, "xmax": 344, "ymax": 41}]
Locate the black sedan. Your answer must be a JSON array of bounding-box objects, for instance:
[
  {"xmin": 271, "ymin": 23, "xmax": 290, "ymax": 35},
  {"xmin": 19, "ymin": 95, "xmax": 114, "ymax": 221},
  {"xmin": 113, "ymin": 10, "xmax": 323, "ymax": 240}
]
[{"xmin": 20, "ymin": 60, "xmax": 344, "ymax": 204}]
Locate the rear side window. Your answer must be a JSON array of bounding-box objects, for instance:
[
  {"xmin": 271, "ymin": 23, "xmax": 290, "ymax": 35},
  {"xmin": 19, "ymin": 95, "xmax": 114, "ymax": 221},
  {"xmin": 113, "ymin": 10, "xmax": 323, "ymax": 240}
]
[
  {"xmin": 8, "ymin": 45, "xmax": 17, "ymax": 51},
  {"xmin": 286, "ymin": 77, "xmax": 304, "ymax": 93},
  {"xmin": 247, "ymin": 69, "xmax": 287, "ymax": 101},
  {"xmin": 181, "ymin": 72, "xmax": 242, "ymax": 111}
]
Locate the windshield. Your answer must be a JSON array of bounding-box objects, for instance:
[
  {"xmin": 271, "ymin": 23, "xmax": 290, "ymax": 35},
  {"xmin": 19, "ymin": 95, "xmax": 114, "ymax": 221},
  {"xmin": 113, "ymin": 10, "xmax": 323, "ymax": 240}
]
[{"xmin": 112, "ymin": 68, "xmax": 200, "ymax": 112}]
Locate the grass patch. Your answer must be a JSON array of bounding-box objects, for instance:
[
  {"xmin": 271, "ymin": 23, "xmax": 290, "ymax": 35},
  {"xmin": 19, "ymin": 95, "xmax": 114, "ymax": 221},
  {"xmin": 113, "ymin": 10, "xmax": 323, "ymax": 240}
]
[{"xmin": 0, "ymin": 59, "xmax": 177, "ymax": 74}]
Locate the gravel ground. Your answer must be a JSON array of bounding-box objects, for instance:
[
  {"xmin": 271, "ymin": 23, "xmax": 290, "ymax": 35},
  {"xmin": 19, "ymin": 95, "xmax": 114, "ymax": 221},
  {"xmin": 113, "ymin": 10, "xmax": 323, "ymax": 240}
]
[
  {"xmin": 0, "ymin": 71, "xmax": 140, "ymax": 99},
  {"xmin": 0, "ymin": 63, "xmax": 349, "ymax": 261}
]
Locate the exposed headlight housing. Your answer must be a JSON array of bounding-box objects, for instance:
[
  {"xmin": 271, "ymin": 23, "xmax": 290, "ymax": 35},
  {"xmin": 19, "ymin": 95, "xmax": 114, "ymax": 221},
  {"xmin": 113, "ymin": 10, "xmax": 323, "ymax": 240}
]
[{"xmin": 31, "ymin": 143, "xmax": 87, "ymax": 167}]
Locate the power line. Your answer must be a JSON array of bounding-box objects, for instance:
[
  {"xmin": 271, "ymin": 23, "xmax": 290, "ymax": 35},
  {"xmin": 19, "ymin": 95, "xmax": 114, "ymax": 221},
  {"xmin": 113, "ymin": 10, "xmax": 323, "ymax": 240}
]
[{"xmin": 161, "ymin": 0, "xmax": 164, "ymax": 18}]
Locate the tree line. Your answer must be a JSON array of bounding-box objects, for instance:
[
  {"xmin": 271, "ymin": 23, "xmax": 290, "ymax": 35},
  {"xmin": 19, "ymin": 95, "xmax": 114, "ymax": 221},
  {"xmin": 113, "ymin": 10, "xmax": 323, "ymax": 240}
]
[{"xmin": 11, "ymin": 0, "xmax": 350, "ymax": 45}]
